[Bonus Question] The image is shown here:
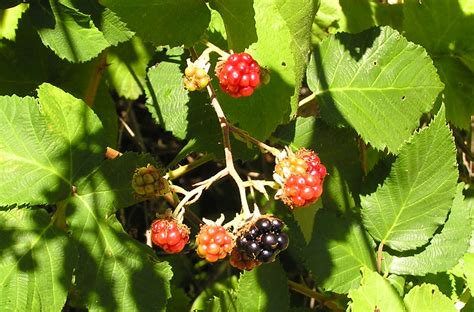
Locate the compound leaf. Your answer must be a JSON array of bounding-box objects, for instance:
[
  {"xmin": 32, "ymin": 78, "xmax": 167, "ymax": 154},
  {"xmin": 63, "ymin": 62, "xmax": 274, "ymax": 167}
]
[
  {"xmin": 387, "ymin": 184, "xmax": 471, "ymax": 275},
  {"xmin": 0, "ymin": 208, "xmax": 75, "ymax": 312},
  {"xmin": 361, "ymin": 106, "xmax": 458, "ymax": 251},
  {"xmin": 307, "ymin": 26, "xmax": 443, "ymax": 152}
]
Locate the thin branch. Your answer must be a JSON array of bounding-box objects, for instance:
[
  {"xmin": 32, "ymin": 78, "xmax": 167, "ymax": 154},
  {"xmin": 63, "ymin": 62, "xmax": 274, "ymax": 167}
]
[
  {"xmin": 227, "ymin": 123, "xmax": 280, "ymax": 156},
  {"xmin": 201, "ymin": 40, "xmax": 230, "ymax": 58},
  {"xmin": 167, "ymin": 154, "xmax": 214, "ymax": 180},
  {"xmin": 206, "ymin": 83, "xmax": 252, "ymax": 218},
  {"xmin": 287, "ymin": 280, "xmax": 344, "ymax": 312}
]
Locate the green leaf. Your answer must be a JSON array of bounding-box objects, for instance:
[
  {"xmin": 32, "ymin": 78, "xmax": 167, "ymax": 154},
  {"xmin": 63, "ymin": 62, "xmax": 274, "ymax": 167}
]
[
  {"xmin": 0, "ymin": 83, "xmax": 106, "ymax": 205},
  {"xmin": 305, "ymin": 209, "xmax": 376, "ymax": 293},
  {"xmin": 0, "ymin": 3, "xmax": 27, "ymax": 40},
  {"xmin": 167, "ymin": 287, "xmax": 191, "ymax": 312},
  {"xmin": 361, "ymin": 106, "xmax": 458, "ymax": 251},
  {"xmin": 404, "ymin": 284, "xmax": 456, "ymax": 312},
  {"xmin": 100, "ymin": 0, "xmax": 210, "ymax": 47},
  {"xmin": 403, "ymin": 0, "xmax": 474, "ymax": 129},
  {"xmin": 236, "ymin": 261, "xmax": 289, "ymax": 311},
  {"xmin": 66, "ymin": 193, "xmax": 172, "ymax": 311},
  {"xmin": 348, "ymin": 267, "xmax": 404, "ymax": 312},
  {"xmin": 72, "ymin": 152, "xmax": 156, "ymax": 215},
  {"xmin": 29, "ymin": 0, "xmax": 110, "ymax": 62},
  {"xmin": 433, "ymin": 57, "xmax": 474, "ymax": 130},
  {"xmin": 65, "ymin": 0, "xmax": 134, "ymax": 46},
  {"xmin": 218, "ymin": 0, "xmax": 317, "ymax": 139},
  {"xmin": 387, "ymin": 184, "xmax": 471, "ymax": 275},
  {"xmin": 208, "ymin": 0, "xmax": 257, "ymax": 51},
  {"xmin": 106, "ymin": 36, "xmax": 153, "ymax": 100},
  {"xmin": 191, "ymin": 276, "xmax": 238, "ymax": 311},
  {"xmin": 206, "ymin": 291, "xmax": 238, "ymax": 312},
  {"xmin": 463, "ymin": 253, "xmax": 474, "ymax": 292},
  {"xmin": 307, "ymin": 26, "xmax": 443, "ymax": 152},
  {"xmin": 0, "ymin": 208, "xmax": 75, "ymax": 312}
]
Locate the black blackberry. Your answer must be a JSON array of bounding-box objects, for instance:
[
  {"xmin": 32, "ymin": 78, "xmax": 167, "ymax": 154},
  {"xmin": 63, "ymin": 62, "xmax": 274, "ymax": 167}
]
[{"xmin": 236, "ymin": 216, "xmax": 289, "ymax": 264}]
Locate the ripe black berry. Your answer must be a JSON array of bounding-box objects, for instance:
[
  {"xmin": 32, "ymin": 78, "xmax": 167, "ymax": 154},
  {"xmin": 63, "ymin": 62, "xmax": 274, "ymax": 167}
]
[{"xmin": 236, "ymin": 216, "xmax": 289, "ymax": 265}]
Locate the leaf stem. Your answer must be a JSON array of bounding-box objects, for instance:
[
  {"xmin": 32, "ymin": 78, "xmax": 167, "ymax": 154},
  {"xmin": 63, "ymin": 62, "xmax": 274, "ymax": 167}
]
[
  {"xmin": 298, "ymin": 92, "xmax": 316, "ymax": 108},
  {"xmin": 227, "ymin": 123, "xmax": 280, "ymax": 156},
  {"xmin": 287, "ymin": 280, "xmax": 344, "ymax": 311},
  {"xmin": 167, "ymin": 154, "xmax": 214, "ymax": 180},
  {"xmin": 377, "ymin": 241, "xmax": 385, "ymax": 273},
  {"xmin": 84, "ymin": 49, "xmax": 108, "ymax": 107},
  {"xmin": 201, "ymin": 40, "xmax": 230, "ymax": 59}
]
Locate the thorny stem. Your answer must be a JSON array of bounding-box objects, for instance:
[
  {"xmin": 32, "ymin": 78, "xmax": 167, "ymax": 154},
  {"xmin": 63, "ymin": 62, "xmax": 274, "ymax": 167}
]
[
  {"xmin": 167, "ymin": 154, "xmax": 214, "ymax": 180},
  {"xmin": 206, "ymin": 83, "xmax": 252, "ymax": 218},
  {"xmin": 227, "ymin": 123, "xmax": 280, "ymax": 156},
  {"xmin": 377, "ymin": 241, "xmax": 385, "ymax": 273},
  {"xmin": 287, "ymin": 280, "xmax": 344, "ymax": 312},
  {"xmin": 298, "ymin": 92, "xmax": 316, "ymax": 108}
]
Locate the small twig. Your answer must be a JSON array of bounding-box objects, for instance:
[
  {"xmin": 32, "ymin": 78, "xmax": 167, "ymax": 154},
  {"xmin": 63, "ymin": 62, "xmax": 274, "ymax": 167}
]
[
  {"xmin": 201, "ymin": 40, "xmax": 230, "ymax": 58},
  {"xmin": 241, "ymin": 180, "xmax": 279, "ymax": 188},
  {"xmin": 167, "ymin": 154, "xmax": 214, "ymax": 180},
  {"xmin": 377, "ymin": 241, "xmax": 385, "ymax": 273},
  {"xmin": 287, "ymin": 280, "xmax": 343, "ymax": 312},
  {"xmin": 171, "ymin": 168, "xmax": 229, "ymax": 222},
  {"xmin": 298, "ymin": 92, "xmax": 316, "ymax": 108},
  {"xmin": 227, "ymin": 123, "xmax": 280, "ymax": 156}
]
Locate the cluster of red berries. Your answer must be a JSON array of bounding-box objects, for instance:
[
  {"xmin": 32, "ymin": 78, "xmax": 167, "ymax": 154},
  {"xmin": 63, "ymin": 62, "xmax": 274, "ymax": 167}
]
[
  {"xmin": 274, "ymin": 149, "xmax": 327, "ymax": 208},
  {"xmin": 149, "ymin": 216, "xmax": 288, "ymax": 270},
  {"xmin": 150, "ymin": 218, "xmax": 190, "ymax": 254},
  {"xmin": 216, "ymin": 52, "xmax": 261, "ymax": 98}
]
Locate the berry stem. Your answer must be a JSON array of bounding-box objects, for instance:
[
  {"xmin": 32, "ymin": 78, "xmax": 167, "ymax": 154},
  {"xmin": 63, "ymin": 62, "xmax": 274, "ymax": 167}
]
[
  {"xmin": 206, "ymin": 83, "xmax": 252, "ymax": 218},
  {"xmin": 287, "ymin": 280, "xmax": 344, "ymax": 312},
  {"xmin": 298, "ymin": 92, "xmax": 316, "ymax": 108},
  {"xmin": 241, "ymin": 180, "xmax": 279, "ymax": 189},
  {"xmin": 167, "ymin": 154, "xmax": 214, "ymax": 180},
  {"xmin": 201, "ymin": 40, "xmax": 231, "ymax": 59},
  {"xmin": 227, "ymin": 123, "xmax": 280, "ymax": 156}
]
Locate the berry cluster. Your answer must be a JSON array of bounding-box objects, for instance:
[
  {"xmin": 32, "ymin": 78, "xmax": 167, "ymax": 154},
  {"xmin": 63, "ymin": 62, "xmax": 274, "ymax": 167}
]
[
  {"xmin": 132, "ymin": 164, "xmax": 169, "ymax": 198},
  {"xmin": 235, "ymin": 217, "xmax": 289, "ymax": 264},
  {"xmin": 274, "ymin": 149, "xmax": 326, "ymax": 208},
  {"xmin": 183, "ymin": 64, "xmax": 210, "ymax": 91},
  {"xmin": 216, "ymin": 52, "xmax": 261, "ymax": 98},
  {"xmin": 196, "ymin": 225, "xmax": 234, "ymax": 262},
  {"xmin": 151, "ymin": 218, "xmax": 190, "ymax": 254}
]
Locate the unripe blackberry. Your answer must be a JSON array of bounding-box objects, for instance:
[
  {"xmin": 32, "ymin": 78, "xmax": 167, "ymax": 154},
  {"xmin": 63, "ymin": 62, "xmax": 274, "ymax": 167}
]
[
  {"xmin": 196, "ymin": 225, "xmax": 234, "ymax": 262},
  {"xmin": 151, "ymin": 218, "xmax": 190, "ymax": 254},
  {"xmin": 274, "ymin": 148, "xmax": 327, "ymax": 208},
  {"xmin": 132, "ymin": 164, "xmax": 169, "ymax": 198},
  {"xmin": 235, "ymin": 216, "xmax": 289, "ymax": 264},
  {"xmin": 184, "ymin": 64, "xmax": 210, "ymax": 91}
]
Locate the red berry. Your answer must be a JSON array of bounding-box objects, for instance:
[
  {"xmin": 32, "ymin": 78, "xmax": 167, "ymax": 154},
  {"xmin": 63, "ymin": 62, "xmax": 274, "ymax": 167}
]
[
  {"xmin": 216, "ymin": 52, "xmax": 263, "ymax": 97},
  {"xmin": 151, "ymin": 218, "xmax": 190, "ymax": 254},
  {"xmin": 196, "ymin": 225, "xmax": 234, "ymax": 262},
  {"xmin": 274, "ymin": 148, "xmax": 327, "ymax": 208}
]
